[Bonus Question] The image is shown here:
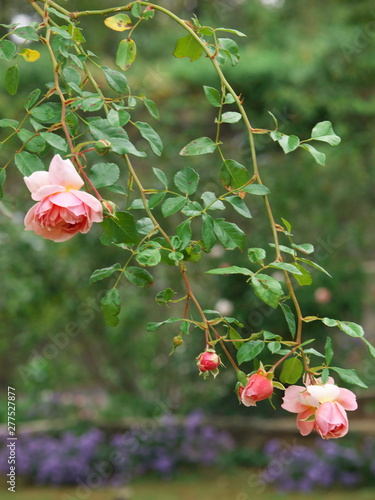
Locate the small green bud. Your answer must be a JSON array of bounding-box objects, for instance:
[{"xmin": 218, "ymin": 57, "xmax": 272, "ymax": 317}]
[{"xmin": 95, "ymin": 139, "xmax": 111, "ymax": 155}]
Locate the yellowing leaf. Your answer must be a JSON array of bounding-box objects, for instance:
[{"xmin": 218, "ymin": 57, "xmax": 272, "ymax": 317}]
[
  {"xmin": 19, "ymin": 49, "xmax": 40, "ymax": 62},
  {"xmin": 104, "ymin": 14, "xmax": 132, "ymax": 32}
]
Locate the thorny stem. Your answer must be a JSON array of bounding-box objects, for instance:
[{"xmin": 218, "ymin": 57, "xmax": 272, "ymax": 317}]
[{"xmin": 32, "ymin": 0, "xmax": 306, "ymax": 372}]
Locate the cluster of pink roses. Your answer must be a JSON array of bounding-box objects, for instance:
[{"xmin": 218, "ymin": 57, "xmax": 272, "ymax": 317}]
[
  {"xmin": 24, "ymin": 155, "xmax": 103, "ymax": 242},
  {"xmin": 281, "ymin": 377, "xmax": 357, "ymax": 439}
]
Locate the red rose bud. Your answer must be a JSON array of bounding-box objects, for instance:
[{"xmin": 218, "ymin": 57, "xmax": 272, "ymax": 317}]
[
  {"xmin": 240, "ymin": 370, "xmax": 273, "ymax": 406},
  {"xmin": 197, "ymin": 349, "xmax": 220, "ymax": 376}
]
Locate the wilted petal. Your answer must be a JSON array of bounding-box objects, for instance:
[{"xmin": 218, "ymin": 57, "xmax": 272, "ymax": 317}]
[{"xmin": 48, "ymin": 154, "xmax": 84, "ymax": 189}]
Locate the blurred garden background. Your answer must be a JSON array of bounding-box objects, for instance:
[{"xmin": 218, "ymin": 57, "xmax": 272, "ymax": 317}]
[{"xmin": 1, "ymin": 0, "xmax": 375, "ymax": 498}]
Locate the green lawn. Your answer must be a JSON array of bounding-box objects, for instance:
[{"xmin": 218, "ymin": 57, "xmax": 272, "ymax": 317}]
[{"xmin": 1, "ymin": 469, "xmax": 375, "ymax": 500}]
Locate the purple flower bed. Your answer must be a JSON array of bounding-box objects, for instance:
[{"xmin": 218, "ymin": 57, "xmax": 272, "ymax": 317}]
[
  {"xmin": 262, "ymin": 438, "xmax": 375, "ymax": 491},
  {"xmin": 0, "ymin": 410, "xmax": 233, "ymax": 485}
]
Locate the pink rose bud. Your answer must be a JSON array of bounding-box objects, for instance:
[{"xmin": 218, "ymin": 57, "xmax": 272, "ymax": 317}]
[
  {"xmin": 241, "ymin": 370, "xmax": 274, "ymax": 406},
  {"xmin": 197, "ymin": 349, "xmax": 220, "ymax": 373},
  {"xmin": 314, "ymin": 401, "xmax": 349, "ymax": 439},
  {"xmin": 24, "ymin": 155, "xmax": 103, "ymax": 242}
]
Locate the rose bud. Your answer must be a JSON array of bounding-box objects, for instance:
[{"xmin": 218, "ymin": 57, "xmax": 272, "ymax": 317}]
[
  {"xmin": 197, "ymin": 349, "xmax": 221, "ymax": 378},
  {"xmin": 94, "ymin": 139, "xmax": 112, "ymax": 155},
  {"xmin": 240, "ymin": 369, "xmax": 274, "ymax": 406}
]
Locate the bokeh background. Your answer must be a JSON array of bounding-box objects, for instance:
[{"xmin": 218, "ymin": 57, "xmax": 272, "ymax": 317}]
[{"xmin": 0, "ymin": 0, "xmax": 375, "ymax": 498}]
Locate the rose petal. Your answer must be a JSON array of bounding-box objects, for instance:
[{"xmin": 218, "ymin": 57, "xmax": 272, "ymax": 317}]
[
  {"xmin": 49, "ymin": 191, "xmax": 83, "ymax": 208},
  {"xmin": 337, "ymin": 388, "xmax": 358, "ymax": 411},
  {"xmin": 281, "ymin": 385, "xmax": 311, "ymax": 413},
  {"xmin": 296, "ymin": 408, "xmax": 316, "ymax": 436},
  {"xmin": 70, "ymin": 189, "xmax": 103, "ymax": 214},
  {"xmin": 24, "ymin": 171, "xmax": 50, "ymax": 194},
  {"xmin": 307, "ymin": 383, "xmax": 341, "ymax": 404},
  {"xmin": 48, "ymin": 154, "xmax": 84, "ymax": 190},
  {"xmin": 31, "ymin": 184, "xmax": 65, "ymax": 201}
]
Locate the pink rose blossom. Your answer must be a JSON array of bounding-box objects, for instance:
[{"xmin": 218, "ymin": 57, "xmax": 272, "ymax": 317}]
[
  {"xmin": 197, "ymin": 350, "xmax": 220, "ymax": 373},
  {"xmin": 24, "ymin": 155, "xmax": 103, "ymax": 242},
  {"xmin": 281, "ymin": 378, "xmax": 357, "ymax": 439},
  {"xmin": 240, "ymin": 370, "xmax": 273, "ymax": 407}
]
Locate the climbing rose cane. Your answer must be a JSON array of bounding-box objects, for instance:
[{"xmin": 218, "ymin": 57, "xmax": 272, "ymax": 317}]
[
  {"xmin": 240, "ymin": 369, "xmax": 274, "ymax": 406},
  {"xmin": 24, "ymin": 155, "xmax": 103, "ymax": 242},
  {"xmin": 281, "ymin": 378, "xmax": 357, "ymax": 439}
]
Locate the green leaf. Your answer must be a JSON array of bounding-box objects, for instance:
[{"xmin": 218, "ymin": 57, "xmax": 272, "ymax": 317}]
[
  {"xmin": 206, "ymin": 266, "xmax": 253, "ymax": 276},
  {"xmin": 17, "ymin": 129, "xmax": 46, "ymax": 153},
  {"xmin": 213, "ymin": 219, "xmax": 245, "ymax": 250},
  {"xmin": 322, "ymin": 317, "xmax": 339, "ymax": 327},
  {"xmin": 147, "ymin": 317, "xmax": 184, "ymax": 332},
  {"xmin": 89, "ymin": 263, "xmax": 122, "ymax": 284},
  {"xmin": 225, "ymin": 195, "xmax": 252, "ymax": 218},
  {"xmin": 263, "ymin": 331, "xmax": 282, "ymax": 340},
  {"xmin": 215, "ymin": 27, "xmax": 247, "ymax": 37},
  {"xmin": 173, "ymin": 34, "xmax": 203, "ymax": 62},
  {"xmin": 107, "ymin": 109, "xmax": 130, "ymax": 127},
  {"xmin": 0, "ymin": 40, "xmax": 16, "ymax": 61},
  {"xmin": 155, "ymin": 288, "xmax": 176, "ymax": 305},
  {"xmin": 330, "ymin": 367, "xmax": 368, "ymax": 388},
  {"xmin": 280, "ymin": 303, "xmax": 296, "ymax": 338},
  {"xmin": 90, "ymin": 163, "xmax": 120, "ymax": 188},
  {"xmin": 304, "ymin": 348, "xmax": 325, "ymax": 359},
  {"xmin": 268, "ymin": 262, "xmax": 303, "ymax": 275},
  {"xmin": 124, "ymin": 266, "xmax": 154, "ymax": 287},
  {"xmin": 24, "ymin": 88, "xmax": 41, "ymax": 111},
  {"xmin": 176, "ymin": 219, "xmax": 192, "ymax": 250},
  {"xmin": 153, "ymin": 167, "xmax": 168, "ymax": 188},
  {"xmin": 218, "ymin": 38, "xmax": 240, "ymax": 65},
  {"xmin": 325, "ymin": 336, "xmax": 334, "ymax": 365},
  {"xmin": 47, "ymin": 6, "xmax": 71, "ymax": 21},
  {"xmin": 229, "ymin": 327, "xmax": 244, "ymax": 349},
  {"xmin": 136, "ymin": 217, "xmax": 154, "ymax": 235},
  {"xmin": 112, "ymin": 138, "xmax": 147, "ymax": 157},
  {"xmin": 362, "ymin": 338, "xmax": 375, "ymax": 358},
  {"xmin": 81, "ymin": 97, "xmax": 103, "ymax": 112},
  {"xmin": 241, "ymin": 184, "xmax": 270, "ymax": 196},
  {"xmin": 136, "ymin": 248, "xmax": 161, "ymax": 267},
  {"xmin": 40, "ymin": 132, "xmax": 67, "ymax": 151},
  {"xmin": 101, "ymin": 211, "xmax": 140, "ymax": 245},
  {"xmin": 30, "ymin": 104, "xmax": 56, "ymax": 123},
  {"xmin": 13, "ymin": 26, "xmax": 39, "ymax": 41},
  {"xmin": 5, "ymin": 66, "xmax": 18, "ymax": 95},
  {"xmin": 293, "ymin": 264, "xmax": 312, "ymax": 286},
  {"xmin": 297, "ymin": 257, "xmax": 332, "ymax": 277},
  {"xmin": 131, "ymin": 2, "xmax": 142, "ymax": 17},
  {"xmin": 116, "ymin": 38, "xmax": 137, "ymax": 71},
  {"xmin": 291, "ymin": 243, "xmax": 314, "ymax": 254},
  {"xmin": 101, "ymin": 288, "xmax": 121, "ymax": 327},
  {"xmin": 300, "ymin": 144, "xmax": 326, "ymax": 166},
  {"xmin": 180, "ymin": 137, "xmax": 217, "ymax": 156},
  {"xmin": 161, "ymin": 196, "xmax": 187, "ymax": 217},
  {"xmin": 201, "ymin": 192, "xmax": 225, "ymax": 211},
  {"xmin": 102, "ymin": 66, "xmax": 129, "ymax": 93},
  {"xmin": 279, "ymin": 357, "xmax": 303, "ymax": 384},
  {"xmin": 237, "ymin": 340, "xmax": 264, "ymax": 365},
  {"xmin": 220, "ymin": 159, "xmax": 250, "ymax": 189},
  {"xmin": 14, "ymin": 152, "xmax": 44, "ymax": 176},
  {"xmin": 203, "ymin": 86, "xmax": 221, "ymax": 107},
  {"xmin": 51, "ymin": 26, "xmax": 72, "ymax": 39},
  {"xmin": 268, "ymin": 341, "xmax": 281, "ymax": 354},
  {"xmin": 0, "ymin": 119, "xmax": 19, "ymax": 129},
  {"xmin": 311, "ymin": 121, "xmax": 341, "ymax": 146},
  {"xmin": 134, "ymin": 121, "xmax": 163, "ymax": 156},
  {"xmin": 248, "ymin": 247, "xmax": 266, "ymax": 264},
  {"xmin": 339, "ymin": 321, "xmax": 364, "ymax": 338},
  {"xmin": 251, "ymin": 274, "xmax": 284, "ymax": 309},
  {"xmin": 201, "ymin": 214, "xmax": 216, "ymax": 252},
  {"xmin": 174, "ymin": 166, "xmax": 199, "ymax": 195},
  {"xmin": 144, "ymin": 99, "xmax": 159, "ymax": 120},
  {"xmin": 0, "ymin": 169, "xmax": 6, "ymax": 200},
  {"xmin": 63, "ymin": 66, "xmax": 81, "ymax": 87},
  {"xmin": 278, "ymin": 134, "xmax": 300, "ymax": 154},
  {"xmin": 148, "ymin": 191, "xmax": 166, "ymax": 209},
  {"xmin": 220, "ymin": 112, "xmax": 242, "ymax": 124}
]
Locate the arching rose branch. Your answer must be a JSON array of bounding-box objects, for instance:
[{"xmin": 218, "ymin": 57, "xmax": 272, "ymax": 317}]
[{"xmin": 0, "ymin": 0, "xmax": 373, "ymax": 439}]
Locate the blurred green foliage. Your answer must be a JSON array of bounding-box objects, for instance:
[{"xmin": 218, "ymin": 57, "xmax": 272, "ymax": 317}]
[{"xmin": 0, "ymin": 0, "xmax": 373, "ymax": 418}]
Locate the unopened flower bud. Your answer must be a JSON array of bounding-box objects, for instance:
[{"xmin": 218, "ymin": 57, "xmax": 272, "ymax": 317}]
[
  {"xmin": 197, "ymin": 349, "xmax": 220, "ymax": 374},
  {"xmin": 240, "ymin": 369, "xmax": 274, "ymax": 406},
  {"xmin": 102, "ymin": 200, "xmax": 117, "ymax": 215},
  {"xmin": 173, "ymin": 335, "xmax": 183, "ymax": 347},
  {"xmin": 95, "ymin": 139, "xmax": 111, "ymax": 155}
]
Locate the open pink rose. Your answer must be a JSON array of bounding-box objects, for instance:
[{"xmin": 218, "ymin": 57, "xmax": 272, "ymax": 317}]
[
  {"xmin": 281, "ymin": 378, "xmax": 357, "ymax": 439},
  {"xmin": 241, "ymin": 370, "xmax": 273, "ymax": 407},
  {"xmin": 24, "ymin": 155, "xmax": 103, "ymax": 242}
]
